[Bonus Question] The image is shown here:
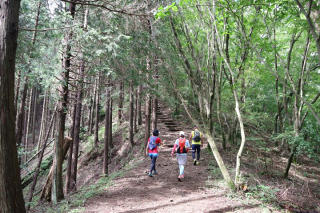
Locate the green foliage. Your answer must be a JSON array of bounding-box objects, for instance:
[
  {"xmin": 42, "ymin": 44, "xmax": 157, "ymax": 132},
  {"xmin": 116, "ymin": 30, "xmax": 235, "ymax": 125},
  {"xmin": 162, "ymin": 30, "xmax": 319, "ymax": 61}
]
[{"xmin": 245, "ymin": 185, "xmax": 279, "ymax": 204}]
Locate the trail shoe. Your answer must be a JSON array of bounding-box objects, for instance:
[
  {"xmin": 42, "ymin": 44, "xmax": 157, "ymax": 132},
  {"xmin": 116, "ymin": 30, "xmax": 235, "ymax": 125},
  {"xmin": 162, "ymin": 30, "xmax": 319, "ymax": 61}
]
[
  {"xmin": 178, "ymin": 175, "xmax": 182, "ymax": 182},
  {"xmin": 148, "ymin": 172, "xmax": 153, "ymax": 177},
  {"xmin": 193, "ymin": 159, "xmax": 197, "ymax": 166},
  {"xmin": 196, "ymin": 161, "xmax": 200, "ymax": 165}
]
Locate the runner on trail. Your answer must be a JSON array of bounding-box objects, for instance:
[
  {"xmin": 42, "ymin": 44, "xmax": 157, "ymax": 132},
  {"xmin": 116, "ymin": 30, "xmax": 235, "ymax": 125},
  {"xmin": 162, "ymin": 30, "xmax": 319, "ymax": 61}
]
[
  {"xmin": 189, "ymin": 126, "xmax": 204, "ymax": 165},
  {"xmin": 145, "ymin": 129, "xmax": 162, "ymax": 177},
  {"xmin": 171, "ymin": 131, "xmax": 190, "ymax": 181}
]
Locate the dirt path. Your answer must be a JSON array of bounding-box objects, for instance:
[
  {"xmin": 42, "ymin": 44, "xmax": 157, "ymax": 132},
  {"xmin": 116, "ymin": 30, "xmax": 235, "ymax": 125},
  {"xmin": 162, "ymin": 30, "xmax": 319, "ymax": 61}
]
[{"xmin": 83, "ymin": 106, "xmax": 270, "ymax": 213}]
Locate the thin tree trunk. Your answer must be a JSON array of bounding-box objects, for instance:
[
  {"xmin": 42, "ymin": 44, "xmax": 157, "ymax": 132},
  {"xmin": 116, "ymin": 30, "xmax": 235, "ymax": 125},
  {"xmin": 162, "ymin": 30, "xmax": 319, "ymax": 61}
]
[
  {"xmin": 89, "ymin": 84, "xmax": 95, "ymax": 134},
  {"xmin": 89, "ymin": 77, "xmax": 96, "ymax": 134},
  {"xmin": 70, "ymin": 58, "xmax": 85, "ymax": 192},
  {"xmin": 31, "ymin": 87, "xmax": 38, "ymax": 145},
  {"xmin": 118, "ymin": 80, "xmax": 124, "ymax": 124},
  {"xmin": 152, "ymin": 97, "xmax": 158, "ymax": 130},
  {"xmin": 37, "ymin": 90, "xmax": 47, "ymax": 151},
  {"xmin": 94, "ymin": 75, "xmax": 100, "ymax": 146},
  {"xmin": 134, "ymin": 89, "xmax": 138, "ymax": 133},
  {"xmin": 129, "ymin": 81, "xmax": 134, "ymax": 145},
  {"xmin": 216, "ymin": 67, "xmax": 226, "ymax": 150},
  {"xmin": 65, "ymin": 102, "xmax": 76, "ymax": 193},
  {"xmin": 108, "ymin": 91, "xmax": 113, "ymax": 150},
  {"xmin": 144, "ymin": 94, "xmax": 152, "ymax": 150},
  {"xmin": 15, "ymin": 69, "xmax": 21, "ymax": 113},
  {"xmin": 103, "ymin": 79, "xmax": 111, "ymax": 175},
  {"xmin": 137, "ymin": 85, "xmax": 142, "ymax": 125},
  {"xmin": 24, "ymin": 87, "xmax": 34, "ymax": 162},
  {"xmin": 88, "ymin": 95, "xmax": 93, "ymax": 134},
  {"xmin": 0, "ymin": 0, "xmax": 26, "ymax": 211}
]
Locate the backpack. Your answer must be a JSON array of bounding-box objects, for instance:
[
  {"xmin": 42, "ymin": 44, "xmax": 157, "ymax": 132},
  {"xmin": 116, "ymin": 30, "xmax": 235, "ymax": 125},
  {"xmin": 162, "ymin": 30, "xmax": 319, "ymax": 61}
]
[
  {"xmin": 148, "ymin": 136, "xmax": 158, "ymax": 150},
  {"xmin": 176, "ymin": 138, "xmax": 188, "ymax": 153},
  {"xmin": 193, "ymin": 131, "xmax": 201, "ymax": 142}
]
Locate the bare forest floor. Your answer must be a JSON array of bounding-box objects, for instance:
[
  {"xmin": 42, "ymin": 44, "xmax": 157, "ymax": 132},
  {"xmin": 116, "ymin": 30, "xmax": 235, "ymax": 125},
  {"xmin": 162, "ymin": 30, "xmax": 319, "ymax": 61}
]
[
  {"xmin": 81, "ymin": 105, "xmax": 279, "ymax": 213},
  {"xmin": 30, "ymin": 104, "xmax": 320, "ymax": 213}
]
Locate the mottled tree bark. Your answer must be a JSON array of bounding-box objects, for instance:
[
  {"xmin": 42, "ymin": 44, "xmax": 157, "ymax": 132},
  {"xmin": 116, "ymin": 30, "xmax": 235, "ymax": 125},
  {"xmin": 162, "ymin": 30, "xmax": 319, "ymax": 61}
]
[
  {"xmin": 69, "ymin": 56, "xmax": 85, "ymax": 192},
  {"xmin": 0, "ymin": 0, "xmax": 26, "ymax": 211},
  {"xmin": 52, "ymin": 1, "xmax": 76, "ymax": 203},
  {"xmin": 103, "ymin": 79, "xmax": 111, "ymax": 175}
]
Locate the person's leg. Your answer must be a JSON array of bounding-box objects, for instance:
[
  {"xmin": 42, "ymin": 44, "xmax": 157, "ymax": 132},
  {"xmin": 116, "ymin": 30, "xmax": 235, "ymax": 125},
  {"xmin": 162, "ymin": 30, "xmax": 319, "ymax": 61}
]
[
  {"xmin": 192, "ymin": 144, "xmax": 197, "ymax": 165},
  {"xmin": 191, "ymin": 144, "xmax": 196, "ymax": 159},
  {"xmin": 149, "ymin": 155, "xmax": 154, "ymax": 176},
  {"xmin": 152, "ymin": 156, "xmax": 157, "ymax": 174},
  {"xmin": 196, "ymin": 145, "xmax": 201, "ymax": 161}
]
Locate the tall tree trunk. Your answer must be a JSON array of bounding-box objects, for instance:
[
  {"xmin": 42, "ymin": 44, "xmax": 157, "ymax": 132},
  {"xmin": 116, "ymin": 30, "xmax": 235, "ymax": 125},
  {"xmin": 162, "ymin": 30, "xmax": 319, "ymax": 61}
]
[
  {"xmin": 134, "ymin": 89, "xmax": 138, "ymax": 133},
  {"xmin": 88, "ymin": 94, "xmax": 93, "ymax": 134},
  {"xmin": 37, "ymin": 90, "xmax": 47, "ymax": 151},
  {"xmin": 31, "ymin": 87, "xmax": 38, "ymax": 145},
  {"xmin": 144, "ymin": 94, "xmax": 151, "ymax": 149},
  {"xmin": 66, "ymin": 102, "xmax": 76, "ymax": 193},
  {"xmin": 15, "ymin": 69, "xmax": 21, "ymax": 113},
  {"xmin": 216, "ymin": 67, "xmax": 226, "ymax": 150},
  {"xmin": 118, "ymin": 80, "xmax": 124, "ymax": 124},
  {"xmin": 70, "ymin": 55, "xmax": 85, "ymax": 192},
  {"xmin": 103, "ymin": 78, "xmax": 111, "ymax": 175},
  {"xmin": 94, "ymin": 75, "xmax": 100, "ymax": 146},
  {"xmin": 24, "ymin": 87, "xmax": 34, "ymax": 161},
  {"xmin": 16, "ymin": 80, "xmax": 28, "ymax": 148},
  {"xmin": 0, "ymin": 0, "xmax": 26, "ymax": 211},
  {"xmin": 52, "ymin": 1, "xmax": 75, "ymax": 203},
  {"xmin": 129, "ymin": 81, "xmax": 134, "ymax": 145},
  {"xmin": 108, "ymin": 92, "xmax": 113, "ymax": 150},
  {"xmin": 137, "ymin": 85, "xmax": 142, "ymax": 125},
  {"xmin": 283, "ymin": 32, "xmax": 305, "ymax": 178},
  {"xmin": 89, "ymin": 77, "xmax": 96, "ymax": 134},
  {"xmin": 152, "ymin": 97, "xmax": 158, "ymax": 130}
]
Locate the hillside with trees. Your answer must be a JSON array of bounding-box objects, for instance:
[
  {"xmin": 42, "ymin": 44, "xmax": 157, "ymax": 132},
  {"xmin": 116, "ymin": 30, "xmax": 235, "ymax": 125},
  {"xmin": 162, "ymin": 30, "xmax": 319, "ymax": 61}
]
[{"xmin": 0, "ymin": 0, "xmax": 320, "ymax": 212}]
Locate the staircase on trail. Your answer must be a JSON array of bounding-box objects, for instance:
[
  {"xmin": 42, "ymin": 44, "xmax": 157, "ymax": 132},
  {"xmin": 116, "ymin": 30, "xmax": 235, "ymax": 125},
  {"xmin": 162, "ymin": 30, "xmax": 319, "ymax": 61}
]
[{"xmin": 156, "ymin": 103, "xmax": 192, "ymax": 148}]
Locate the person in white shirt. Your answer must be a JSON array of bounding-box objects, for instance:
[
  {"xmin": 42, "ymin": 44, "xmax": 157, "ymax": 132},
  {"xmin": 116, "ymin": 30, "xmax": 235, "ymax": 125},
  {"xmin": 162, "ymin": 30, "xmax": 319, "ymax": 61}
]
[{"xmin": 171, "ymin": 131, "xmax": 190, "ymax": 181}]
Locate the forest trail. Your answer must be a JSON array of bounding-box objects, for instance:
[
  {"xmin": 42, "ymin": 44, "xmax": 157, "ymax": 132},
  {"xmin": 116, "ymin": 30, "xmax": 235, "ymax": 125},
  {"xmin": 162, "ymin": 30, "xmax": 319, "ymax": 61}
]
[{"xmin": 83, "ymin": 105, "xmax": 269, "ymax": 213}]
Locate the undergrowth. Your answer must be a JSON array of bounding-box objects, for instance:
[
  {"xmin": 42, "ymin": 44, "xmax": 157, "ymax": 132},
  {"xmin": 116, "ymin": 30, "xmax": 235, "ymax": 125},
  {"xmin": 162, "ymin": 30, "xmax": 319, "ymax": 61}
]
[{"xmin": 46, "ymin": 158, "xmax": 143, "ymax": 213}]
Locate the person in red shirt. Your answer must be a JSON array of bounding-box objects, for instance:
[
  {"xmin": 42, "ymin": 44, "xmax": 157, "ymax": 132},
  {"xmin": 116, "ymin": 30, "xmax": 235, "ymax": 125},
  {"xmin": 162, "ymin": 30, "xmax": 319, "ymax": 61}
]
[{"xmin": 145, "ymin": 129, "xmax": 162, "ymax": 177}]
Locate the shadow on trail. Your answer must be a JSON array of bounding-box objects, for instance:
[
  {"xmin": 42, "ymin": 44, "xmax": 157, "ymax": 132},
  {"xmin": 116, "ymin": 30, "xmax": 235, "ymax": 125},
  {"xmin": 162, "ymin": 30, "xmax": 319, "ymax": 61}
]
[
  {"xmin": 207, "ymin": 204, "xmax": 261, "ymax": 213},
  {"xmin": 119, "ymin": 194, "xmax": 224, "ymax": 213}
]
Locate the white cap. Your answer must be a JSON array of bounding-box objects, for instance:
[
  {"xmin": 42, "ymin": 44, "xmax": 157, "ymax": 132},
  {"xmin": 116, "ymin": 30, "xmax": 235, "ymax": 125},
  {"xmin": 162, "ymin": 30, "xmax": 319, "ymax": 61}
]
[{"xmin": 179, "ymin": 131, "xmax": 185, "ymax": 136}]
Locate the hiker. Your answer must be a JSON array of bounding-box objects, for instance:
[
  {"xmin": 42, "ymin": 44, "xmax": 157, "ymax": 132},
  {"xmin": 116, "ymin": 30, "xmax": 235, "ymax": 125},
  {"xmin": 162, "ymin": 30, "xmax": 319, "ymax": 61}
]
[
  {"xmin": 145, "ymin": 129, "xmax": 162, "ymax": 177},
  {"xmin": 189, "ymin": 126, "xmax": 204, "ymax": 165},
  {"xmin": 171, "ymin": 131, "xmax": 190, "ymax": 181}
]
